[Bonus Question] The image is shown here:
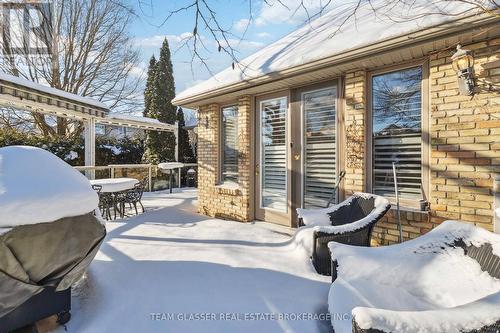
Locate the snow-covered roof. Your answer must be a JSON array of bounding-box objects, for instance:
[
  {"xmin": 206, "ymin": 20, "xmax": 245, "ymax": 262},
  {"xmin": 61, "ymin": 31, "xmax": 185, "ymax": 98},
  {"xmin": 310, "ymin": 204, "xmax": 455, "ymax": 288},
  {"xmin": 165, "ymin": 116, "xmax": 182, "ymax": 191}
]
[
  {"xmin": 174, "ymin": 1, "xmax": 479, "ymax": 104},
  {"xmin": 107, "ymin": 113, "xmax": 161, "ymax": 124},
  {"xmin": 102, "ymin": 113, "xmax": 177, "ymax": 132},
  {"xmin": 0, "ymin": 146, "xmax": 99, "ymax": 227},
  {"xmin": 0, "ymin": 72, "xmax": 109, "ymax": 110}
]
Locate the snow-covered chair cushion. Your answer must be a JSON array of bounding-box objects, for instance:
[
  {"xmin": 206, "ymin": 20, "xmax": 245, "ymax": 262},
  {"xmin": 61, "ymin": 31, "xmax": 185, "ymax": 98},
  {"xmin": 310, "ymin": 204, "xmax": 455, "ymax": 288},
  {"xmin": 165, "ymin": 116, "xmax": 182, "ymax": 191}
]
[
  {"xmin": 328, "ymin": 221, "xmax": 500, "ymax": 333},
  {"xmin": 296, "ymin": 193, "xmax": 389, "ymax": 227},
  {"xmin": 296, "ymin": 205, "xmax": 337, "ymax": 226}
]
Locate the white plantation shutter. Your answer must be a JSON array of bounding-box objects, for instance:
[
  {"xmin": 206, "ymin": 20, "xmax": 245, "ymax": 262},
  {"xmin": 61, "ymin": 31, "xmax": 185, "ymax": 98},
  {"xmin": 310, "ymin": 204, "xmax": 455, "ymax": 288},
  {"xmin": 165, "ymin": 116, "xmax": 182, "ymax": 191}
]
[
  {"xmin": 303, "ymin": 88, "xmax": 337, "ymax": 208},
  {"xmin": 372, "ymin": 67, "xmax": 423, "ymax": 199},
  {"xmin": 221, "ymin": 106, "xmax": 238, "ymax": 183},
  {"xmin": 261, "ymin": 98, "xmax": 287, "ymax": 211}
]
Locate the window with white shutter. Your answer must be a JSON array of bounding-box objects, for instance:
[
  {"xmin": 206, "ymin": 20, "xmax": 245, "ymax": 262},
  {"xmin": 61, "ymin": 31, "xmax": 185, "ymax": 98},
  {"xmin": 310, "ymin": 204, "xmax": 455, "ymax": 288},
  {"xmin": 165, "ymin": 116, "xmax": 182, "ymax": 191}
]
[
  {"xmin": 221, "ymin": 105, "xmax": 238, "ymax": 183},
  {"xmin": 371, "ymin": 66, "xmax": 423, "ymax": 200}
]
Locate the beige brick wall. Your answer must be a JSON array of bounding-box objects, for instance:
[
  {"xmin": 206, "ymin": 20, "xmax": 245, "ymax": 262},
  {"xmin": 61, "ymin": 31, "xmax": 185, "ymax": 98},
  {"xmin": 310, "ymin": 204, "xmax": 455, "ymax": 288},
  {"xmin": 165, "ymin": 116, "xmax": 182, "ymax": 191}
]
[
  {"xmin": 429, "ymin": 39, "xmax": 500, "ymax": 231},
  {"xmin": 196, "ymin": 96, "xmax": 252, "ymax": 222}
]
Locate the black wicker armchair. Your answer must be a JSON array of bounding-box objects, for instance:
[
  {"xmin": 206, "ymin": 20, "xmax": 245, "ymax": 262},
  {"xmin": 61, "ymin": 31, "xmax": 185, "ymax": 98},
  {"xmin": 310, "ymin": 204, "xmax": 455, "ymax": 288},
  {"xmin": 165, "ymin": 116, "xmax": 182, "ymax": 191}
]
[
  {"xmin": 298, "ymin": 193, "xmax": 390, "ymax": 275},
  {"xmin": 328, "ymin": 221, "xmax": 500, "ymax": 333}
]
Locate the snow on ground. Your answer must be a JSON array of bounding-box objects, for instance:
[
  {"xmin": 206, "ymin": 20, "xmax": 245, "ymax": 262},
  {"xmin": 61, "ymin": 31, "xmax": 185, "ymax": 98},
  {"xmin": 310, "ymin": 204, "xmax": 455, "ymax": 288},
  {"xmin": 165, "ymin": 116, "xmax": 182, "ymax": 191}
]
[{"xmin": 53, "ymin": 189, "xmax": 331, "ymax": 333}]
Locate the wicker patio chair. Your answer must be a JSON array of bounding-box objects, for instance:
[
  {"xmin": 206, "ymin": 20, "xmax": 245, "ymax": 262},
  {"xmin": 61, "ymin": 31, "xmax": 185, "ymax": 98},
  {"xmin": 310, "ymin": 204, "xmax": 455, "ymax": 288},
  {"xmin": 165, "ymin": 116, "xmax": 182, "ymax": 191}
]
[
  {"xmin": 328, "ymin": 221, "xmax": 500, "ymax": 333},
  {"xmin": 301, "ymin": 193, "xmax": 390, "ymax": 275},
  {"xmin": 297, "ymin": 171, "xmax": 346, "ymax": 227}
]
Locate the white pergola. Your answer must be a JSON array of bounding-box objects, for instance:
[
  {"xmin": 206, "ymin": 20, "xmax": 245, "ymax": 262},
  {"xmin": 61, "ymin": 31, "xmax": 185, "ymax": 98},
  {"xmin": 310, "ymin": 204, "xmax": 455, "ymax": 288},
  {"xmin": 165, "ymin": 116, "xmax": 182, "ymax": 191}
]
[{"xmin": 0, "ymin": 72, "xmax": 178, "ymax": 170}]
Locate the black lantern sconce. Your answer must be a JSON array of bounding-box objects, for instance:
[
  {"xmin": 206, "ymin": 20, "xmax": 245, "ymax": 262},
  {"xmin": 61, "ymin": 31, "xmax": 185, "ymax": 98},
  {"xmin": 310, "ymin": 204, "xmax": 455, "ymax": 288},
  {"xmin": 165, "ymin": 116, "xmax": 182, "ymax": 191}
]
[
  {"xmin": 451, "ymin": 44, "xmax": 475, "ymax": 96},
  {"xmin": 204, "ymin": 115, "xmax": 209, "ymax": 128}
]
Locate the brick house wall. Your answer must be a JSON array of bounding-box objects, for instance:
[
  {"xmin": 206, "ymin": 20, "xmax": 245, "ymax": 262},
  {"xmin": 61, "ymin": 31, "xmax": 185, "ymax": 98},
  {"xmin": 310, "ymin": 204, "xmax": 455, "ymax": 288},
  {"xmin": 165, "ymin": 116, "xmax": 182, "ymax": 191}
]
[
  {"xmin": 196, "ymin": 97, "xmax": 252, "ymax": 221},
  {"xmin": 372, "ymin": 39, "xmax": 500, "ymax": 245},
  {"xmin": 195, "ymin": 38, "xmax": 499, "ymax": 245}
]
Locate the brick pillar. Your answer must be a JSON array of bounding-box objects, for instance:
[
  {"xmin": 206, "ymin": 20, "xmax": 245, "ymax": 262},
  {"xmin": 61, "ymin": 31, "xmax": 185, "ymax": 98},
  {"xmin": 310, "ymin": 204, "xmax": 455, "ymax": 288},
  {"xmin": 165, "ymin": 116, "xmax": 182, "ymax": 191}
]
[
  {"xmin": 237, "ymin": 95, "xmax": 253, "ymax": 221},
  {"xmin": 344, "ymin": 70, "xmax": 366, "ymax": 195},
  {"xmin": 197, "ymin": 103, "xmax": 219, "ymax": 217}
]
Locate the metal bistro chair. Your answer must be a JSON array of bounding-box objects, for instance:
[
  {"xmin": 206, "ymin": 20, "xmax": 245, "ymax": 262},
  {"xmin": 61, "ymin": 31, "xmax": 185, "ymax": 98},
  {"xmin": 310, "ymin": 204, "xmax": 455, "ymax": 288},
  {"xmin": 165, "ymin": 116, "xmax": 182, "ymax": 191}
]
[
  {"xmin": 92, "ymin": 184, "xmax": 113, "ymax": 220},
  {"xmin": 115, "ymin": 178, "xmax": 148, "ymax": 218},
  {"xmin": 125, "ymin": 181, "xmax": 147, "ymax": 215}
]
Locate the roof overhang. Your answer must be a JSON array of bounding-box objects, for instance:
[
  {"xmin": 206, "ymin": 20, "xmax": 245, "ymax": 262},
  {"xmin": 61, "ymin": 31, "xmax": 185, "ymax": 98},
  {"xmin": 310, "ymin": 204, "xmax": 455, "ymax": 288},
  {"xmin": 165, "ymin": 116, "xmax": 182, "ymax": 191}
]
[{"xmin": 174, "ymin": 13, "xmax": 499, "ymax": 108}]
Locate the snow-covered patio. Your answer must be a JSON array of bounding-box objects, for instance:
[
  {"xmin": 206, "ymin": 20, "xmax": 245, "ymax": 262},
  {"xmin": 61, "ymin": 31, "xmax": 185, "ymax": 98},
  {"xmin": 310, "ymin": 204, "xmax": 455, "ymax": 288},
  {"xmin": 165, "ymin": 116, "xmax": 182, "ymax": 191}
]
[{"xmin": 55, "ymin": 189, "xmax": 332, "ymax": 333}]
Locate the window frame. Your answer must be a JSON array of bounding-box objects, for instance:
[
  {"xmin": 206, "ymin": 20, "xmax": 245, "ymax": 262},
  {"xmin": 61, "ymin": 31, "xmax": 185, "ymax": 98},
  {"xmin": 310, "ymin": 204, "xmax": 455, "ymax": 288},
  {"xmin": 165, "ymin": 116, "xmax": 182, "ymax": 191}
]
[
  {"xmin": 366, "ymin": 60, "xmax": 430, "ymax": 210},
  {"xmin": 219, "ymin": 103, "xmax": 240, "ymax": 185}
]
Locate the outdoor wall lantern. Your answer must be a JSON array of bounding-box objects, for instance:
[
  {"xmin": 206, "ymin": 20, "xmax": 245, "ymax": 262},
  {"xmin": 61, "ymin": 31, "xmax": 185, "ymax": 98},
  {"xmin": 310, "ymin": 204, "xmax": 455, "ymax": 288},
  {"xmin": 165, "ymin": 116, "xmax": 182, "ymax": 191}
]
[
  {"xmin": 204, "ymin": 115, "xmax": 209, "ymax": 128},
  {"xmin": 451, "ymin": 44, "xmax": 475, "ymax": 96}
]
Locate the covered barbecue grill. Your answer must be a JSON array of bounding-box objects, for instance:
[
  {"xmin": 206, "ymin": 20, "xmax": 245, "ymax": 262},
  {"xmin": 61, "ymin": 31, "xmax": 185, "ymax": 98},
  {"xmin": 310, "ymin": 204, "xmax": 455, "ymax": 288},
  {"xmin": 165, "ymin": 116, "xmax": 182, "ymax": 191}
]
[{"xmin": 0, "ymin": 146, "xmax": 106, "ymax": 332}]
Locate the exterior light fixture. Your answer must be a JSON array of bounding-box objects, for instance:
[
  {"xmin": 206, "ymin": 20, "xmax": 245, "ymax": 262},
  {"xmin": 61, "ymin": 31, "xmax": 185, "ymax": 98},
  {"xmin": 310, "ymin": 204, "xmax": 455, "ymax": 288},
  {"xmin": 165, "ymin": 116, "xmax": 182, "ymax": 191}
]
[
  {"xmin": 451, "ymin": 44, "xmax": 475, "ymax": 96},
  {"xmin": 204, "ymin": 115, "xmax": 209, "ymax": 128}
]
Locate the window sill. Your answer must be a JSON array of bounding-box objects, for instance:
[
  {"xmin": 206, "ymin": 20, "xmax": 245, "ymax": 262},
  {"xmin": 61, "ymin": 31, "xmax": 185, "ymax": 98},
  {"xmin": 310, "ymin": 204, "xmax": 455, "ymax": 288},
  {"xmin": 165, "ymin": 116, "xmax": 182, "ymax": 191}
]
[
  {"xmin": 389, "ymin": 205, "xmax": 429, "ymax": 215},
  {"xmin": 383, "ymin": 196, "xmax": 429, "ymax": 214},
  {"xmin": 216, "ymin": 183, "xmax": 241, "ymax": 196}
]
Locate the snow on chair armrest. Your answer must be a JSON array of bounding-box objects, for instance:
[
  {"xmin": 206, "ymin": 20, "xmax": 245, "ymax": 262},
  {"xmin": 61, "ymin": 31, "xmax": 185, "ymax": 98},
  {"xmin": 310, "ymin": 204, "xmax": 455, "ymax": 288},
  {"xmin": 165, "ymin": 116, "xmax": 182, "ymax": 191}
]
[{"xmin": 352, "ymin": 291, "xmax": 500, "ymax": 333}]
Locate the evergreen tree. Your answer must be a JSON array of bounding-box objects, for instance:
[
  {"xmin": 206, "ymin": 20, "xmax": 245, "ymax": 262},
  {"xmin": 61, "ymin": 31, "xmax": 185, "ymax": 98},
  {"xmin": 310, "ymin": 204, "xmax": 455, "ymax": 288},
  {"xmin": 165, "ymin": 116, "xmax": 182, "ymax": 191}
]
[
  {"xmin": 143, "ymin": 56, "xmax": 157, "ymax": 117},
  {"xmin": 143, "ymin": 56, "xmax": 156, "ymax": 162},
  {"xmin": 177, "ymin": 107, "xmax": 195, "ymax": 163},
  {"xmin": 144, "ymin": 39, "xmax": 177, "ymax": 163}
]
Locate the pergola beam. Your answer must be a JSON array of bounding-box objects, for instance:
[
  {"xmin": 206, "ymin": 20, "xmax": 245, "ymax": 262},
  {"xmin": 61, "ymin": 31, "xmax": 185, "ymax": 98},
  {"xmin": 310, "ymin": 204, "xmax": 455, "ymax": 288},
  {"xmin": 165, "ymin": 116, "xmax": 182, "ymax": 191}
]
[
  {"xmin": 84, "ymin": 118, "xmax": 96, "ymax": 179},
  {"xmin": 0, "ymin": 74, "xmax": 180, "ymax": 173}
]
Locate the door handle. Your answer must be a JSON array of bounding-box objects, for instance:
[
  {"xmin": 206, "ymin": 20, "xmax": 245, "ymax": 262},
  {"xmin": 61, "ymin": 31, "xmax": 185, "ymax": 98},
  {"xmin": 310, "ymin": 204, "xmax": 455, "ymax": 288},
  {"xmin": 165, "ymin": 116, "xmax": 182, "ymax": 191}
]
[{"xmin": 255, "ymin": 164, "xmax": 259, "ymax": 176}]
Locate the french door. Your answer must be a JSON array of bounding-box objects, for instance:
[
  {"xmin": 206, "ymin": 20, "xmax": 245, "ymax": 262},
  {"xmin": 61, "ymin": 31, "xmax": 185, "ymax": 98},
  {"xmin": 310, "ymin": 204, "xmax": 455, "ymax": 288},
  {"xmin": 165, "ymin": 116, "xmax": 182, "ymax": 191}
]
[
  {"xmin": 255, "ymin": 94, "xmax": 291, "ymax": 225},
  {"xmin": 255, "ymin": 83, "xmax": 338, "ymax": 226}
]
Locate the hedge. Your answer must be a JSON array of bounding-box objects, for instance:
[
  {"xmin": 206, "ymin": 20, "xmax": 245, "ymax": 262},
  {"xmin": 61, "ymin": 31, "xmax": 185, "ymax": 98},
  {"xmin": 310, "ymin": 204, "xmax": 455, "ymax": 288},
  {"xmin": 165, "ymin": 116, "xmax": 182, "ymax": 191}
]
[{"xmin": 0, "ymin": 128, "xmax": 144, "ymax": 166}]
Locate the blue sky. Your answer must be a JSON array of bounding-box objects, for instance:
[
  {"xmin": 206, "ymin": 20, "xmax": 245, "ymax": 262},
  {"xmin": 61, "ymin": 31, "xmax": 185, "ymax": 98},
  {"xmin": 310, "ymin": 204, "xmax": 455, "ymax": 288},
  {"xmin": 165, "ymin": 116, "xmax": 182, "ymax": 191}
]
[{"xmin": 126, "ymin": 0, "xmax": 329, "ymax": 102}]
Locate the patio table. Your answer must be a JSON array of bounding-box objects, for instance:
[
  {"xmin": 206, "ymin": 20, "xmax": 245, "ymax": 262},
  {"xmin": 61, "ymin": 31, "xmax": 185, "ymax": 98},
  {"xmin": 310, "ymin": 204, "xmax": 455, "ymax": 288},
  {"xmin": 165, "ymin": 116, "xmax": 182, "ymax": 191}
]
[
  {"xmin": 158, "ymin": 162, "xmax": 184, "ymax": 193},
  {"xmin": 90, "ymin": 177, "xmax": 139, "ymax": 193},
  {"xmin": 90, "ymin": 178, "xmax": 140, "ymax": 220}
]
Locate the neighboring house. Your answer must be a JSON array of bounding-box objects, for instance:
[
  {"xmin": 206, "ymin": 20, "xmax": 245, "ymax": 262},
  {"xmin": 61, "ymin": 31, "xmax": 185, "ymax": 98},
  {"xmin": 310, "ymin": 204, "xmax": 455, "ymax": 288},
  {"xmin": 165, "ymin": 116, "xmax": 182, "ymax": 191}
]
[{"xmin": 173, "ymin": 4, "xmax": 500, "ymax": 245}]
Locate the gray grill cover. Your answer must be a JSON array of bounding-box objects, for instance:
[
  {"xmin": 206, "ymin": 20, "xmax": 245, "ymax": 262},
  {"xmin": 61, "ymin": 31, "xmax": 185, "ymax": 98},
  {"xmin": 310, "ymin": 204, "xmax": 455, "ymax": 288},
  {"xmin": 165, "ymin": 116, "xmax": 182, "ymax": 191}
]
[{"xmin": 0, "ymin": 212, "xmax": 106, "ymax": 317}]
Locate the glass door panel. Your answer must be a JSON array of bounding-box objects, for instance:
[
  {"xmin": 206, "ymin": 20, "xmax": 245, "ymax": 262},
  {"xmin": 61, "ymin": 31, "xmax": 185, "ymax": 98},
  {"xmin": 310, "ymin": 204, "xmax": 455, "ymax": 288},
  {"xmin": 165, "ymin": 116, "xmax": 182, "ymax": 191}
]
[
  {"xmin": 302, "ymin": 87, "xmax": 337, "ymax": 208},
  {"xmin": 260, "ymin": 97, "xmax": 288, "ymax": 212}
]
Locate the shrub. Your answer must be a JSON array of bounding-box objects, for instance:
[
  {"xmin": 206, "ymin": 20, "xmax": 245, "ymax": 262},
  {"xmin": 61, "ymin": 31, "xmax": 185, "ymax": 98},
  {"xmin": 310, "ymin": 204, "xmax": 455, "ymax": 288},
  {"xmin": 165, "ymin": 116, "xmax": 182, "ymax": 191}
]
[{"xmin": 0, "ymin": 128, "xmax": 144, "ymax": 166}]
